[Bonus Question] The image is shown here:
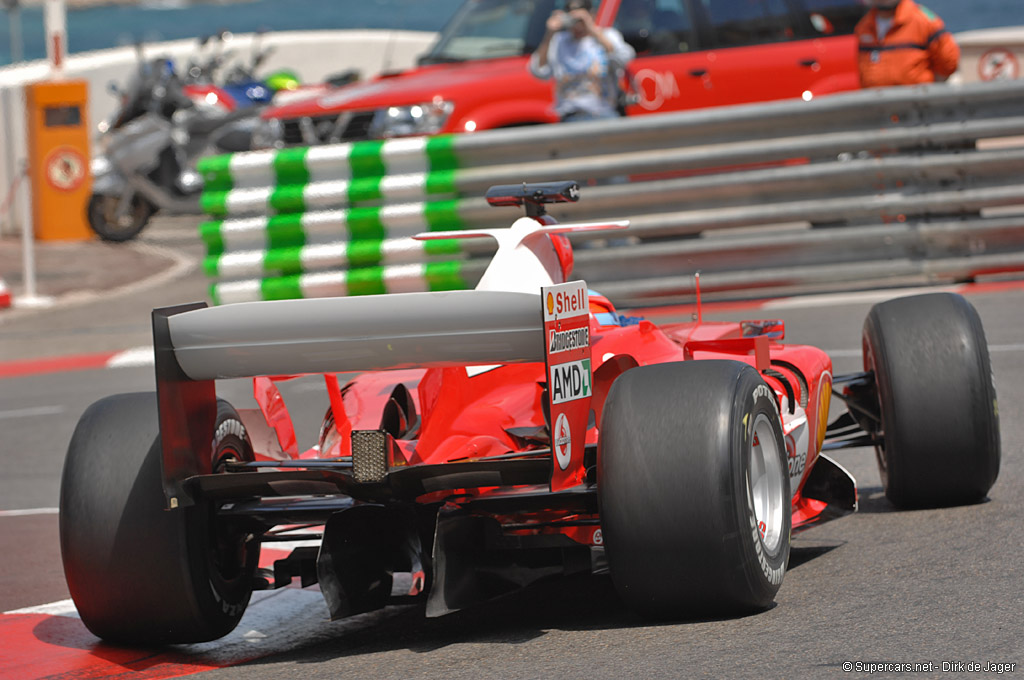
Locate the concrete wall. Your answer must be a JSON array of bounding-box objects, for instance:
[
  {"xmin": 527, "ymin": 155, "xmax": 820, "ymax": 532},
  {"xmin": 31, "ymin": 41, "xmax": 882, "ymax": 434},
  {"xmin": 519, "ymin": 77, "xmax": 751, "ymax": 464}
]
[
  {"xmin": 0, "ymin": 29, "xmax": 437, "ymax": 236},
  {"xmin": 948, "ymin": 25, "xmax": 1024, "ymax": 85}
]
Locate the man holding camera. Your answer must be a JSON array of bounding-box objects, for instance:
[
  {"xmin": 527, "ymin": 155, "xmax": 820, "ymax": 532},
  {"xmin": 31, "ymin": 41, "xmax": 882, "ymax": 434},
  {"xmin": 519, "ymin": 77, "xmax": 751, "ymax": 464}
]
[{"xmin": 529, "ymin": 0, "xmax": 635, "ymax": 122}]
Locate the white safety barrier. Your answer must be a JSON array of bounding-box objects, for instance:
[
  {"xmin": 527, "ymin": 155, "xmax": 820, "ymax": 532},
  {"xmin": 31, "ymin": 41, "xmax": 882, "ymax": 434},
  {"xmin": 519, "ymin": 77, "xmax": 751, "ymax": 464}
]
[{"xmin": 196, "ymin": 79, "xmax": 1024, "ymax": 306}]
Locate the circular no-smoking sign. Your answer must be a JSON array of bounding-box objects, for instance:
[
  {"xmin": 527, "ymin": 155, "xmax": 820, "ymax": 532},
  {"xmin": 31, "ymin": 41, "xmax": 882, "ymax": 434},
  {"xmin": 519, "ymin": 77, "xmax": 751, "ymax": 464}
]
[
  {"xmin": 978, "ymin": 48, "xmax": 1019, "ymax": 82},
  {"xmin": 44, "ymin": 147, "xmax": 87, "ymax": 192}
]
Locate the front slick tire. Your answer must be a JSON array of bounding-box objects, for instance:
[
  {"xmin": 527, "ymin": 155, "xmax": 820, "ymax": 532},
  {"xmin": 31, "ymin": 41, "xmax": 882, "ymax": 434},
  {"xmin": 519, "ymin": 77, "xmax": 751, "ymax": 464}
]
[
  {"xmin": 864, "ymin": 292, "xmax": 1000, "ymax": 508},
  {"xmin": 59, "ymin": 393, "xmax": 258, "ymax": 645},
  {"xmin": 598, "ymin": 361, "xmax": 790, "ymax": 619}
]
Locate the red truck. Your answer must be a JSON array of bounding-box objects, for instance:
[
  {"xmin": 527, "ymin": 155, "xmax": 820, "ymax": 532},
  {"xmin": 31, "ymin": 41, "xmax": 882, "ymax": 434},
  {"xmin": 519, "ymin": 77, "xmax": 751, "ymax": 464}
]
[{"xmin": 251, "ymin": 0, "xmax": 866, "ymax": 148}]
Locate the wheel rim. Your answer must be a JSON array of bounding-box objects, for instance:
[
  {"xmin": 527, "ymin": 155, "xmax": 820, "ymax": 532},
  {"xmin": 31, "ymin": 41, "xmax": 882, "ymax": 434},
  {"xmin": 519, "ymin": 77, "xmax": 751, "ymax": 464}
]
[
  {"xmin": 210, "ymin": 446, "xmax": 257, "ymax": 586},
  {"xmin": 94, "ymin": 195, "xmax": 146, "ymax": 236},
  {"xmin": 748, "ymin": 413, "xmax": 786, "ymax": 555}
]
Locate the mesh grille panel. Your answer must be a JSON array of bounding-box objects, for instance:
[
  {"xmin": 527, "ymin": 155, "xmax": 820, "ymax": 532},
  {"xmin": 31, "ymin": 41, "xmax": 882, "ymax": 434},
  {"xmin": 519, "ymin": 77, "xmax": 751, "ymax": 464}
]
[{"xmin": 352, "ymin": 430, "xmax": 388, "ymax": 483}]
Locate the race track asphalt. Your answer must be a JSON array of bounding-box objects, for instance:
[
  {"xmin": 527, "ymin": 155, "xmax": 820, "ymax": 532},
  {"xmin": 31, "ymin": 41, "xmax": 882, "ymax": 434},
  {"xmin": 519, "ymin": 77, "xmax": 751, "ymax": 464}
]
[{"xmin": 1, "ymin": 215, "xmax": 1022, "ymax": 679}]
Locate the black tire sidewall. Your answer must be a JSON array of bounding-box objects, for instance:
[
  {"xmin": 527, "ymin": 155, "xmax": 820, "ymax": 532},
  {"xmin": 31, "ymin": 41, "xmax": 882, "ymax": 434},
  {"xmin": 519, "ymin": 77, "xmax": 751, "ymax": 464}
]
[
  {"xmin": 864, "ymin": 293, "xmax": 1000, "ymax": 508},
  {"xmin": 731, "ymin": 373, "xmax": 790, "ymax": 606},
  {"xmin": 598, "ymin": 361, "xmax": 789, "ymax": 617},
  {"xmin": 59, "ymin": 393, "xmax": 255, "ymax": 644},
  {"xmin": 202, "ymin": 401, "xmax": 260, "ymax": 620}
]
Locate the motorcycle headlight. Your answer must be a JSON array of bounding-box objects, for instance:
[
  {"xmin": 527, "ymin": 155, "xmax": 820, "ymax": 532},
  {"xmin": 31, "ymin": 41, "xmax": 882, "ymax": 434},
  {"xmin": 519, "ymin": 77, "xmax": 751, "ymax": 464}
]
[
  {"xmin": 368, "ymin": 100, "xmax": 454, "ymax": 139},
  {"xmin": 250, "ymin": 117, "xmax": 285, "ymax": 150},
  {"xmin": 90, "ymin": 155, "xmax": 112, "ymax": 177}
]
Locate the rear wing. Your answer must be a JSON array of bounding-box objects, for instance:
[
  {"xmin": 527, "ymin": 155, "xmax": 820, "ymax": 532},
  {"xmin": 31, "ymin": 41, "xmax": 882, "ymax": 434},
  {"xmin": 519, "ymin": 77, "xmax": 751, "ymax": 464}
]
[
  {"xmin": 152, "ymin": 284, "xmax": 594, "ymax": 505},
  {"xmin": 162, "ymin": 290, "xmax": 546, "ymax": 380}
]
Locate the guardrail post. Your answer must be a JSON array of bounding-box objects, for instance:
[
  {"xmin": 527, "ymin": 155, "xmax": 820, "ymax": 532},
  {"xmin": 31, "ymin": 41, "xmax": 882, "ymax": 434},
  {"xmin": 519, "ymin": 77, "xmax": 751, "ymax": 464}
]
[
  {"xmin": 16, "ymin": 159, "xmax": 53, "ymax": 308},
  {"xmin": 1, "ymin": 87, "xmax": 18, "ymax": 238}
]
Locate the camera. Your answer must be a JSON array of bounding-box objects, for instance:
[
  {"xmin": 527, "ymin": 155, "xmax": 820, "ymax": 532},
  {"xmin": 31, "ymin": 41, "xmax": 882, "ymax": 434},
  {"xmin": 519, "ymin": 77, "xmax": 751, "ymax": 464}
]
[{"xmin": 558, "ymin": 13, "xmax": 580, "ymax": 30}]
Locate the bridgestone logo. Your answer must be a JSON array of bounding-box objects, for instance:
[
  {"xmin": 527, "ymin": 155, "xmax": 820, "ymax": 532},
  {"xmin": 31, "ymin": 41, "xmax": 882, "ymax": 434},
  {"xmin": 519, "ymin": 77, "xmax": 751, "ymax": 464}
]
[
  {"xmin": 549, "ymin": 327, "xmax": 590, "ymax": 354},
  {"xmin": 550, "ymin": 359, "xmax": 592, "ymax": 404},
  {"xmin": 212, "ymin": 418, "xmax": 246, "ymax": 450},
  {"xmin": 751, "ymin": 515, "xmax": 785, "ymax": 586}
]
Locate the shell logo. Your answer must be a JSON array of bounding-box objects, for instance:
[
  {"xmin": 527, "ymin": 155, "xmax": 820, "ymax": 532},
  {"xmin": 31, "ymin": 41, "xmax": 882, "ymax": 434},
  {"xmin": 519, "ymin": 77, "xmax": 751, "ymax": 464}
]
[{"xmin": 546, "ymin": 292, "xmax": 555, "ymax": 316}]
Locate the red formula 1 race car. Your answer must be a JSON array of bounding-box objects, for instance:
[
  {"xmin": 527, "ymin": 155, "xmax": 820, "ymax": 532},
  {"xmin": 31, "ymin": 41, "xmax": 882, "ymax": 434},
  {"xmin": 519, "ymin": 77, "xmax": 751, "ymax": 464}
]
[{"xmin": 59, "ymin": 181, "xmax": 1000, "ymax": 644}]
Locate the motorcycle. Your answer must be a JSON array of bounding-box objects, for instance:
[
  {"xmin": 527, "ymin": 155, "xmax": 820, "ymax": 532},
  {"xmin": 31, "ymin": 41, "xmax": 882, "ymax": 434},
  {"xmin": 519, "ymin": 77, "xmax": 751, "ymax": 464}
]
[
  {"xmin": 181, "ymin": 29, "xmax": 296, "ymax": 113},
  {"xmin": 88, "ymin": 36, "xmax": 291, "ymax": 242}
]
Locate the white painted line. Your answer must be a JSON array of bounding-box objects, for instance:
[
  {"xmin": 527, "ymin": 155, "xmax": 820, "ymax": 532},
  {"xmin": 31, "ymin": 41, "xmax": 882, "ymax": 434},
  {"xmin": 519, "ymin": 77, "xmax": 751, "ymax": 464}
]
[
  {"xmin": 763, "ymin": 285, "xmax": 962, "ymax": 310},
  {"xmin": 0, "ymin": 507, "xmax": 59, "ymax": 517},
  {"xmin": 0, "ymin": 405, "xmax": 65, "ymax": 420},
  {"xmin": 822, "ymin": 344, "xmax": 1024, "ymax": 360},
  {"xmin": 823, "ymin": 349, "xmax": 861, "ymax": 359},
  {"xmin": 11, "ymin": 295, "xmax": 56, "ymax": 310},
  {"xmin": 5, "ymin": 598, "xmax": 78, "ymax": 617},
  {"xmin": 0, "ymin": 241, "xmax": 196, "ymax": 324},
  {"xmin": 106, "ymin": 346, "xmax": 154, "ymax": 368}
]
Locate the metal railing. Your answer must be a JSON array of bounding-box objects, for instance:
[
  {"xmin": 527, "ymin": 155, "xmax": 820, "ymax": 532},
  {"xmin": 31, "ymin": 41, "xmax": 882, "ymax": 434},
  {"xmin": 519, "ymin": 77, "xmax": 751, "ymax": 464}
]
[
  {"xmin": 196, "ymin": 79, "xmax": 1024, "ymax": 307},
  {"xmin": 0, "ymin": 29, "xmax": 437, "ymax": 238}
]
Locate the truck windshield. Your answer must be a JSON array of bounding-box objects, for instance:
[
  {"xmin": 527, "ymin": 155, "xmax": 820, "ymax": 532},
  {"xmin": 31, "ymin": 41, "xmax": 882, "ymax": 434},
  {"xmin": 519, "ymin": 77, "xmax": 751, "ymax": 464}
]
[{"xmin": 420, "ymin": 0, "xmax": 560, "ymax": 63}]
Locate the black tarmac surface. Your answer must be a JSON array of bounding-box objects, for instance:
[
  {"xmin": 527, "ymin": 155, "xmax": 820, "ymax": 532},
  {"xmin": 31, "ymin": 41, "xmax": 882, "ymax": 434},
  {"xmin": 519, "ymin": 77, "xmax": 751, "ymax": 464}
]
[{"xmin": 0, "ymin": 215, "xmax": 1021, "ymax": 679}]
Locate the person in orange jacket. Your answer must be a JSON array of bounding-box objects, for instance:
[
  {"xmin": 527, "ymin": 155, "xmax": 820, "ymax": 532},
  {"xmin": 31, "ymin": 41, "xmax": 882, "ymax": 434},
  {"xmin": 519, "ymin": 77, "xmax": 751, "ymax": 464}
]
[{"xmin": 855, "ymin": 0, "xmax": 960, "ymax": 88}]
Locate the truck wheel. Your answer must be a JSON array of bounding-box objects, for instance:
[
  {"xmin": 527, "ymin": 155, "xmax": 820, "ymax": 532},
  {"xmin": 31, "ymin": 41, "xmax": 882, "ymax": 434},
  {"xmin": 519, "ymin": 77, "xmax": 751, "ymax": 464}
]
[
  {"xmin": 60, "ymin": 393, "xmax": 259, "ymax": 644},
  {"xmin": 863, "ymin": 293, "xmax": 1000, "ymax": 508},
  {"xmin": 598, "ymin": 361, "xmax": 790, "ymax": 618},
  {"xmin": 87, "ymin": 193, "xmax": 154, "ymax": 242}
]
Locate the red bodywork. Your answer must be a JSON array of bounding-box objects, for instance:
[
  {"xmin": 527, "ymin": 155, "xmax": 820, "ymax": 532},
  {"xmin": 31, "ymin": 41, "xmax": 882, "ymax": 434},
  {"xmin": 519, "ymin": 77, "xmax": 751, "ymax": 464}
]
[
  {"xmin": 253, "ymin": 290, "xmax": 836, "ymax": 546},
  {"xmin": 150, "ymin": 184, "xmax": 855, "ymax": 620}
]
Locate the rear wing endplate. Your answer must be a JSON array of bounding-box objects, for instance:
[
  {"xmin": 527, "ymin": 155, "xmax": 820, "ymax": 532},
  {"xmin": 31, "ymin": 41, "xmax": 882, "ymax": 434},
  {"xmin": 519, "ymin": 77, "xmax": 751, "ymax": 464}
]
[{"xmin": 541, "ymin": 281, "xmax": 593, "ymax": 492}]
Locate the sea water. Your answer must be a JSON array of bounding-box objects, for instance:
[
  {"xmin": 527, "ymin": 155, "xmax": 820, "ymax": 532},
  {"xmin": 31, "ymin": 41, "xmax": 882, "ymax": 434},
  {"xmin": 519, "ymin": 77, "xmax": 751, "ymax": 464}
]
[
  {"xmin": 1, "ymin": 0, "xmax": 1022, "ymax": 67},
  {"xmin": 0, "ymin": 0, "xmax": 465, "ymax": 66}
]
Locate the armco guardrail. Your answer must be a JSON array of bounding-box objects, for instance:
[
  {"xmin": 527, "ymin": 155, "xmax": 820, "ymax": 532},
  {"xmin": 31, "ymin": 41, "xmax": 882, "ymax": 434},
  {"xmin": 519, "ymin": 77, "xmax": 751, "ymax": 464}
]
[{"xmin": 197, "ymin": 79, "xmax": 1024, "ymax": 307}]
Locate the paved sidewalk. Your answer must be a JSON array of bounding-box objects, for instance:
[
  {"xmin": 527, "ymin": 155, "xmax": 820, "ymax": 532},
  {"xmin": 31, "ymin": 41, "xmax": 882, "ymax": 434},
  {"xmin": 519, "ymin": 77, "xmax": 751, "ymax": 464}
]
[
  {"xmin": 0, "ymin": 236, "xmax": 177, "ymax": 302},
  {"xmin": 0, "ymin": 215, "xmax": 208, "ymax": 363}
]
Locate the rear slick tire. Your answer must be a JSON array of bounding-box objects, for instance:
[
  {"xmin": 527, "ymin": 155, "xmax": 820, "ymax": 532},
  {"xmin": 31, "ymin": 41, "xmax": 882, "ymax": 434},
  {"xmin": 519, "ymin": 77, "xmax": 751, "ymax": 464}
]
[
  {"xmin": 598, "ymin": 360, "xmax": 790, "ymax": 618},
  {"xmin": 863, "ymin": 293, "xmax": 1000, "ymax": 508},
  {"xmin": 59, "ymin": 393, "xmax": 259, "ymax": 644}
]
